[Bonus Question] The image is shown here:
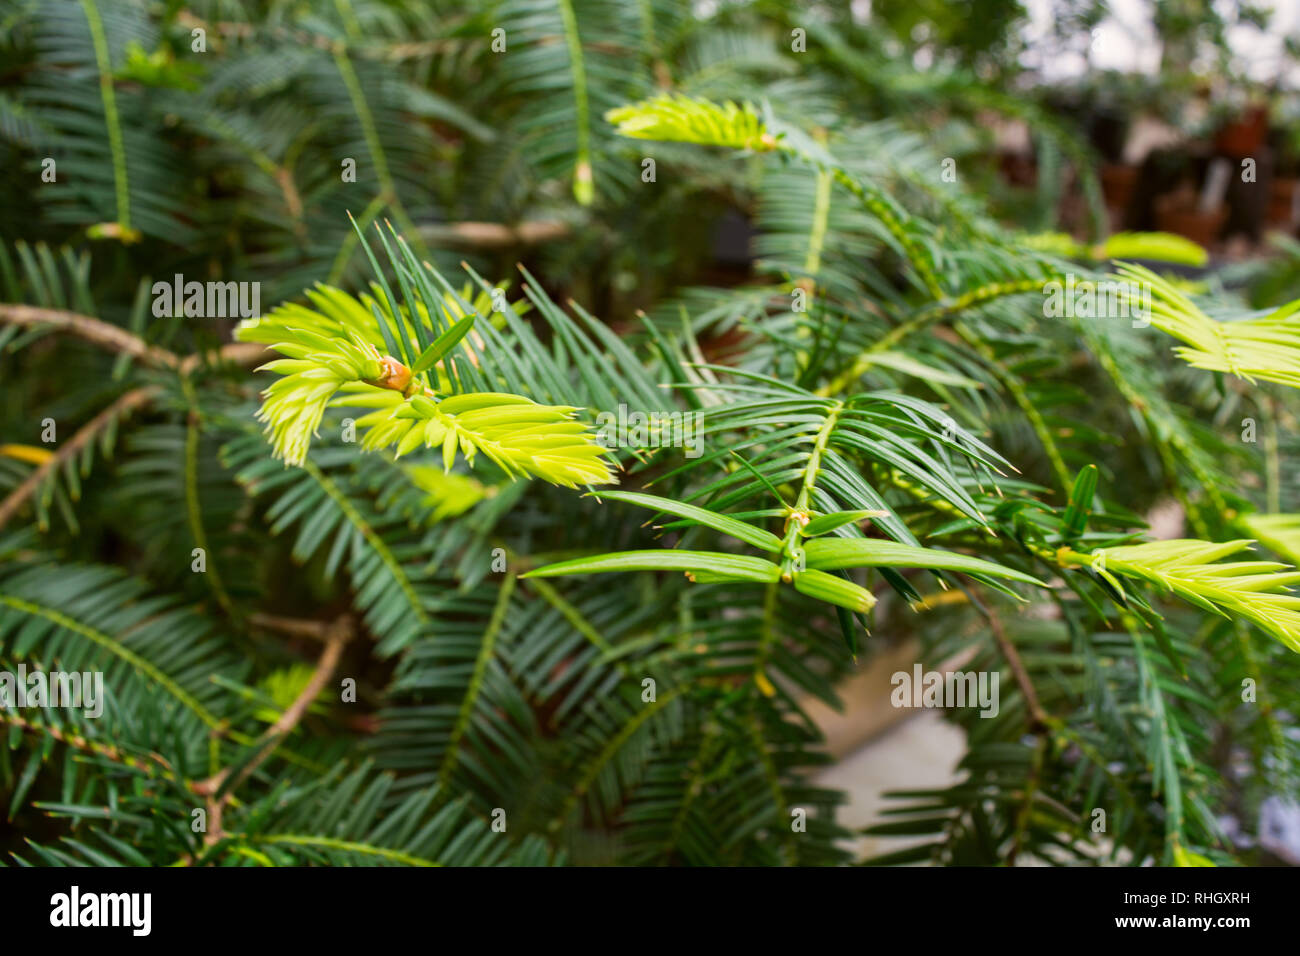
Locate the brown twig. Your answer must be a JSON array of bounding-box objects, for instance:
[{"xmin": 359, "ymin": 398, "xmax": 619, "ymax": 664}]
[
  {"xmin": 418, "ymin": 220, "xmax": 571, "ymax": 249},
  {"xmin": 249, "ymin": 612, "xmax": 343, "ymax": 642},
  {"xmin": 178, "ymin": 341, "xmax": 269, "ymax": 375},
  {"xmin": 0, "ymin": 304, "xmax": 270, "ymax": 374},
  {"xmin": 0, "ymin": 304, "xmax": 181, "ymax": 368},
  {"xmin": 0, "ymin": 386, "xmax": 158, "ymax": 529},
  {"xmin": 192, "ymin": 616, "xmax": 353, "ymax": 847},
  {"xmin": 966, "ymin": 595, "xmax": 1052, "ymax": 865},
  {"xmin": 969, "ymin": 594, "xmax": 1049, "ymax": 731}
]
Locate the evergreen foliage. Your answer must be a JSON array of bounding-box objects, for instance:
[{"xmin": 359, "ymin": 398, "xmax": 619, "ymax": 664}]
[{"xmin": 1, "ymin": 0, "xmax": 1297, "ymax": 868}]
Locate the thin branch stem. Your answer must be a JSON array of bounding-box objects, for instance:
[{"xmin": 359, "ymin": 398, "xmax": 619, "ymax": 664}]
[
  {"xmin": 818, "ymin": 278, "xmax": 1051, "ymax": 397},
  {"xmin": 417, "ymin": 220, "xmax": 571, "ymax": 249},
  {"xmin": 0, "ymin": 386, "xmax": 157, "ymax": 529},
  {"xmin": 0, "ymin": 710, "xmax": 174, "ymax": 778},
  {"xmin": 0, "ymin": 304, "xmax": 268, "ymax": 373},
  {"xmin": 969, "ymin": 593, "xmax": 1048, "ymax": 731},
  {"xmin": 0, "ymin": 304, "xmax": 180, "ymax": 367},
  {"xmin": 193, "ymin": 616, "xmax": 352, "ymax": 846}
]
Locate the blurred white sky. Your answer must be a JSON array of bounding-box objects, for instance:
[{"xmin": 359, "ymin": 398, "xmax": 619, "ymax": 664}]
[{"xmin": 1022, "ymin": 0, "xmax": 1300, "ymax": 83}]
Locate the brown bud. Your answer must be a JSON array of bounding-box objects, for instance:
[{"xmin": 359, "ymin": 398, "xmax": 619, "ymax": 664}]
[{"xmin": 371, "ymin": 355, "xmax": 412, "ymax": 393}]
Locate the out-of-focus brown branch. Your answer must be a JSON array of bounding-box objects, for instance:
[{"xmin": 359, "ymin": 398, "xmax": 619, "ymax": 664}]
[
  {"xmin": 0, "ymin": 386, "xmax": 157, "ymax": 529},
  {"xmin": 966, "ymin": 595, "xmax": 1051, "ymax": 866},
  {"xmin": 418, "ymin": 220, "xmax": 571, "ymax": 249},
  {"xmin": 987, "ymin": 611, "xmax": 1049, "ymax": 732},
  {"xmin": 0, "ymin": 304, "xmax": 182, "ymax": 368},
  {"xmin": 968, "ymin": 594, "xmax": 1048, "ymax": 732},
  {"xmin": 0, "ymin": 304, "xmax": 269, "ymax": 373},
  {"xmin": 249, "ymin": 612, "xmax": 351, "ymax": 643},
  {"xmin": 192, "ymin": 616, "xmax": 353, "ymax": 847},
  {"xmin": 179, "ymin": 341, "xmax": 269, "ymax": 375}
]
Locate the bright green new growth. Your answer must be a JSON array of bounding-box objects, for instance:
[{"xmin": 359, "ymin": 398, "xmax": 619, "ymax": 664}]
[
  {"xmin": 1115, "ymin": 262, "xmax": 1300, "ymax": 388},
  {"xmin": 403, "ymin": 465, "xmax": 494, "ymax": 523},
  {"xmin": 342, "ymin": 387, "xmax": 613, "ymax": 487},
  {"xmin": 1239, "ymin": 513, "xmax": 1300, "ymax": 565},
  {"xmin": 526, "ymin": 489, "xmax": 1044, "ymax": 615},
  {"xmin": 1067, "ymin": 539, "xmax": 1300, "ymax": 653},
  {"xmin": 239, "ymin": 280, "xmax": 613, "ymax": 487},
  {"xmin": 1100, "ymin": 232, "xmax": 1208, "ymax": 266},
  {"xmin": 605, "ymin": 93, "xmax": 775, "ymax": 152},
  {"xmin": 1023, "ymin": 231, "xmax": 1209, "ymax": 266}
]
